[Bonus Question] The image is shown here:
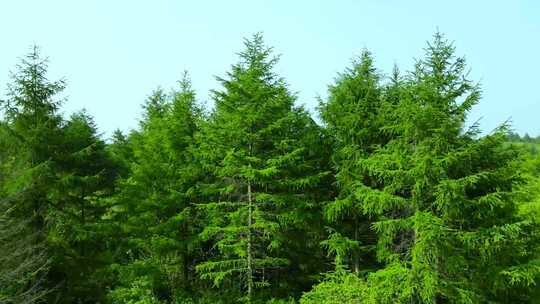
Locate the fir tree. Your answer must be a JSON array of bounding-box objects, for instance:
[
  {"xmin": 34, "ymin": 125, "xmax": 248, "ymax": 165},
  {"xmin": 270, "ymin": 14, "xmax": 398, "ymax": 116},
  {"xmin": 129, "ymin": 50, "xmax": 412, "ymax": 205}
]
[
  {"xmin": 107, "ymin": 129, "xmax": 134, "ymax": 179},
  {"xmin": 0, "ymin": 45, "xmax": 65, "ymax": 223},
  {"xmin": 357, "ymin": 33, "xmax": 540, "ymax": 303},
  {"xmin": 0, "ymin": 45, "xmax": 65, "ymax": 302},
  {"xmin": 320, "ymin": 49, "xmax": 387, "ymax": 273},
  {"xmin": 0, "ymin": 207, "xmax": 50, "ymax": 304},
  {"xmin": 196, "ymin": 33, "xmax": 328, "ymax": 302},
  {"xmin": 108, "ymin": 73, "xmax": 203, "ymax": 302},
  {"xmin": 0, "ymin": 127, "xmax": 50, "ymax": 302},
  {"xmin": 46, "ymin": 110, "xmax": 118, "ymax": 303}
]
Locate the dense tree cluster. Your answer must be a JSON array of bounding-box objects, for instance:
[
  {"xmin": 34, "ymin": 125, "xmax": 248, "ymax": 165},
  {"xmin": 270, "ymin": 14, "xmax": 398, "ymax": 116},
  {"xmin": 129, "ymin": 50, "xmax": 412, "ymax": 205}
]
[{"xmin": 1, "ymin": 34, "xmax": 539, "ymax": 303}]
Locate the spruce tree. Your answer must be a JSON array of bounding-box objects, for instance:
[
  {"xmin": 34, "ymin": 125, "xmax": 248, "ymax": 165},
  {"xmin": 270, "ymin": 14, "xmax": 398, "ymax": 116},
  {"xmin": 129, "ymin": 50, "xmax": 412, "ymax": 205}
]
[
  {"xmin": 0, "ymin": 46, "xmax": 65, "ymax": 302},
  {"xmin": 46, "ymin": 110, "xmax": 118, "ymax": 302},
  {"xmin": 107, "ymin": 73, "xmax": 203, "ymax": 302},
  {"xmin": 319, "ymin": 50, "xmax": 387, "ymax": 273},
  {"xmin": 0, "ymin": 127, "xmax": 50, "ymax": 303},
  {"xmin": 358, "ymin": 33, "xmax": 540, "ymax": 303},
  {"xmin": 107, "ymin": 129, "xmax": 134, "ymax": 179},
  {"xmin": 0, "ymin": 45, "xmax": 65, "ymax": 223},
  {"xmin": 196, "ymin": 33, "xmax": 327, "ymax": 302},
  {"xmin": 0, "ymin": 206, "xmax": 50, "ymax": 304}
]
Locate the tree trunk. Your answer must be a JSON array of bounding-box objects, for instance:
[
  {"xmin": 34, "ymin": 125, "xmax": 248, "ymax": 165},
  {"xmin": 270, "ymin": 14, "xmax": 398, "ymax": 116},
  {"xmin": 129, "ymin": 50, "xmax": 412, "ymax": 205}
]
[
  {"xmin": 354, "ymin": 221, "xmax": 360, "ymax": 274},
  {"xmin": 80, "ymin": 191, "xmax": 86, "ymax": 257},
  {"xmin": 182, "ymin": 221, "xmax": 190, "ymax": 291},
  {"xmin": 247, "ymin": 179, "xmax": 253, "ymax": 302}
]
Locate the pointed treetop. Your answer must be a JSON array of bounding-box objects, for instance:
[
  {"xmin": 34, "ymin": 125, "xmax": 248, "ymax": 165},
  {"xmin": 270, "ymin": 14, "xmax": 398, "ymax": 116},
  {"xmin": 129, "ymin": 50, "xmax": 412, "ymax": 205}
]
[
  {"xmin": 357, "ymin": 48, "xmax": 376, "ymax": 73},
  {"xmin": 142, "ymin": 87, "xmax": 168, "ymax": 122},
  {"xmin": 234, "ymin": 32, "xmax": 280, "ymax": 77},
  {"xmin": 4, "ymin": 44, "xmax": 66, "ymax": 118},
  {"xmin": 410, "ymin": 31, "xmax": 481, "ymax": 129},
  {"xmin": 390, "ymin": 63, "xmax": 400, "ymax": 85},
  {"xmin": 172, "ymin": 71, "xmax": 198, "ymax": 118},
  {"xmin": 110, "ymin": 129, "xmax": 127, "ymax": 143},
  {"xmin": 177, "ymin": 70, "xmax": 193, "ymax": 93}
]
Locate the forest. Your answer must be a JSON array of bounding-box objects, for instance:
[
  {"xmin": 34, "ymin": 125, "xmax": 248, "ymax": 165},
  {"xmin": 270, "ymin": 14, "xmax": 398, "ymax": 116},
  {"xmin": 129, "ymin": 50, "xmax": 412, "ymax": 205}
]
[{"xmin": 1, "ymin": 32, "xmax": 540, "ymax": 304}]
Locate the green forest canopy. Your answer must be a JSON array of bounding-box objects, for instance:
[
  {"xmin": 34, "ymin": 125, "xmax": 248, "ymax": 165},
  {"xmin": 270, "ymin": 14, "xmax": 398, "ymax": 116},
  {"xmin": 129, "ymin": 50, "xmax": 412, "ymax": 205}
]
[{"xmin": 1, "ymin": 33, "xmax": 540, "ymax": 304}]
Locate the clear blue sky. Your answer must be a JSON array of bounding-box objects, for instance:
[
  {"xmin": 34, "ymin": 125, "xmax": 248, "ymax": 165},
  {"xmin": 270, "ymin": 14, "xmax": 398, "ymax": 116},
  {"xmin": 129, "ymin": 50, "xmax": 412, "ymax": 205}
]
[{"xmin": 1, "ymin": 0, "xmax": 539, "ymax": 138}]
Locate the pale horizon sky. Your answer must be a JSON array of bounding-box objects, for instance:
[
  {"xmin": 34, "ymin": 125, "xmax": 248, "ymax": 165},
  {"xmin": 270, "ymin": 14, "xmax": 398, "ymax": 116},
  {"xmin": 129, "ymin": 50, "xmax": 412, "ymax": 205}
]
[{"xmin": 1, "ymin": 0, "xmax": 539, "ymax": 138}]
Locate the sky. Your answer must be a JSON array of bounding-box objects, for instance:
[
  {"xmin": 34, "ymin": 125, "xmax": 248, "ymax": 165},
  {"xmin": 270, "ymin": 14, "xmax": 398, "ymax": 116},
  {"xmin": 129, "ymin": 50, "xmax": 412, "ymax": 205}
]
[{"xmin": 1, "ymin": 0, "xmax": 539, "ymax": 138}]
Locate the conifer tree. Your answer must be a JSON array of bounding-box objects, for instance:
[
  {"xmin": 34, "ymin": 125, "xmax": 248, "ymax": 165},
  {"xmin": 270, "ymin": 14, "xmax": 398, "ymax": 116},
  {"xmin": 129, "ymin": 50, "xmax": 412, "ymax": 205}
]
[
  {"xmin": 0, "ymin": 45, "xmax": 65, "ymax": 222},
  {"xmin": 196, "ymin": 34, "xmax": 328, "ymax": 302},
  {"xmin": 0, "ymin": 46, "xmax": 65, "ymax": 302},
  {"xmin": 0, "ymin": 206, "xmax": 50, "ymax": 304},
  {"xmin": 108, "ymin": 73, "xmax": 203, "ymax": 302},
  {"xmin": 107, "ymin": 129, "xmax": 134, "ymax": 179},
  {"xmin": 46, "ymin": 110, "xmax": 118, "ymax": 303},
  {"xmin": 0, "ymin": 46, "xmax": 121, "ymax": 303},
  {"xmin": 0, "ymin": 128, "xmax": 50, "ymax": 303},
  {"xmin": 319, "ymin": 50, "xmax": 387, "ymax": 273},
  {"xmin": 357, "ymin": 33, "xmax": 540, "ymax": 303}
]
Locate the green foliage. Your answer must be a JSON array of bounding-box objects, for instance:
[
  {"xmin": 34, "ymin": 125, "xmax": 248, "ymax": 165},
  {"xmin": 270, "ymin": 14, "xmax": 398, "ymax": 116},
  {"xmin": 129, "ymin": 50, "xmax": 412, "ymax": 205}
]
[
  {"xmin": 355, "ymin": 33, "xmax": 539, "ymax": 303},
  {"xmin": 0, "ymin": 45, "xmax": 65, "ymax": 303},
  {"xmin": 195, "ymin": 33, "xmax": 328, "ymax": 301},
  {"xmin": 1, "ymin": 33, "xmax": 539, "ymax": 303},
  {"xmin": 300, "ymin": 270, "xmax": 365, "ymax": 304},
  {"xmin": 46, "ymin": 110, "xmax": 119, "ymax": 302},
  {"xmin": 0, "ymin": 208, "xmax": 50, "ymax": 303},
  {"xmin": 107, "ymin": 277, "xmax": 160, "ymax": 304},
  {"xmin": 320, "ymin": 49, "xmax": 388, "ymax": 273},
  {"xmin": 0, "ymin": 46, "xmax": 123, "ymax": 303},
  {"xmin": 106, "ymin": 72, "xmax": 204, "ymax": 302}
]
